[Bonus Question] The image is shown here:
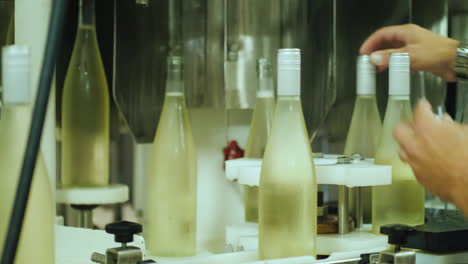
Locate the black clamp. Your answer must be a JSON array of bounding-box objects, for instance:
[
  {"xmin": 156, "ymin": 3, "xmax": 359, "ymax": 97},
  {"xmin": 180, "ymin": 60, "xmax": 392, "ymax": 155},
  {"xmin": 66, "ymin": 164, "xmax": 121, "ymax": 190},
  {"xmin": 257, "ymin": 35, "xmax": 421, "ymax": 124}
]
[
  {"xmin": 105, "ymin": 221, "xmax": 143, "ymax": 245},
  {"xmin": 380, "ymin": 224, "xmax": 416, "ymax": 250}
]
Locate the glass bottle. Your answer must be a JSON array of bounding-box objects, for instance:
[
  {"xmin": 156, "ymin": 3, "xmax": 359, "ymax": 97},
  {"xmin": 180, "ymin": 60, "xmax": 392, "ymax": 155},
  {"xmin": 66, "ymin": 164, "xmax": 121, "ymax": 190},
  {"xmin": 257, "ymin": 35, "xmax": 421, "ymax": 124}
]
[
  {"xmin": 61, "ymin": 0, "xmax": 110, "ymax": 187},
  {"xmin": 0, "ymin": 46, "xmax": 54, "ymax": 263},
  {"xmin": 244, "ymin": 58, "xmax": 275, "ymax": 223},
  {"xmin": 344, "ymin": 55, "xmax": 381, "ymax": 225},
  {"xmin": 147, "ymin": 56, "xmax": 197, "ymax": 257},
  {"xmin": 259, "ymin": 49, "xmax": 317, "ymax": 259},
  {"xmin": 456, "ymin": 78, "xmax": 468, "ymax": 124},
  {"xmin": 372, "ymin": 53, "xmax": 425, "ymax": 234}
]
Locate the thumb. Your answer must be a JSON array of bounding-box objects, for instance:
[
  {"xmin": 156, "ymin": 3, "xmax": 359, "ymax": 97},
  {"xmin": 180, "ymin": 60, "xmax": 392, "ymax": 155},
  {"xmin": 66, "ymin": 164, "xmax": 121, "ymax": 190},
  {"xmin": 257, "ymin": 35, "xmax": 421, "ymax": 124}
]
[{"xmin": 370, "ymin": 48, "xmax": 407, "ymax": 72}]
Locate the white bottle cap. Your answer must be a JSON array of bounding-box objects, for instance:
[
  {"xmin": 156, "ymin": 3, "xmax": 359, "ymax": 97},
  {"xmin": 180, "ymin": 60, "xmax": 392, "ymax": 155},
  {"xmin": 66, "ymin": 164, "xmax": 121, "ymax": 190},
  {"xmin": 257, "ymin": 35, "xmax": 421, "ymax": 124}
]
[
  {"xmin": 2, "ymin": 45, "xmax": 31, "ymax": 104},
  {"xmin": 277, "ymin": 48, "xmax": 301, "ymax": 96},
  {"xmin": 389, "ymin": 53, "xmax": 410, "ymax": 96},
  {"xmin": 356, "ymin": 55, "xmax": 376, "ymax": 95}
]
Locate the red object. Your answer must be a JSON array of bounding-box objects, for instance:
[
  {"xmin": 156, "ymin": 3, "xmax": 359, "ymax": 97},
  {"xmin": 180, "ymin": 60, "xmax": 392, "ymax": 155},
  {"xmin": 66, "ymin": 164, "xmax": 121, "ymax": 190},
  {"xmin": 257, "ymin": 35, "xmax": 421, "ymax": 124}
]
[{"xmin": 223, "ymin": 140, "xmax": 245, "ymax": 165}]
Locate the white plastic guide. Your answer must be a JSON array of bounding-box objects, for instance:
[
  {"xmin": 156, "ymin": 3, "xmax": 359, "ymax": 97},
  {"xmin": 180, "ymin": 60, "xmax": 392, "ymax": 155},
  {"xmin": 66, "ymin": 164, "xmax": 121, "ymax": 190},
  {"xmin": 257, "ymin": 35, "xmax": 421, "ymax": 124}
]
[
  {"xmin": 226, "ymin": 157, "xmax": 392, "ymax": 187},
  {"xmin": 56, "ymin": 184, "xmax": 129, "ymax": 205},
  {"xmin": 225, "ymin": 223, "xmax": 388, "ymax": 257}
]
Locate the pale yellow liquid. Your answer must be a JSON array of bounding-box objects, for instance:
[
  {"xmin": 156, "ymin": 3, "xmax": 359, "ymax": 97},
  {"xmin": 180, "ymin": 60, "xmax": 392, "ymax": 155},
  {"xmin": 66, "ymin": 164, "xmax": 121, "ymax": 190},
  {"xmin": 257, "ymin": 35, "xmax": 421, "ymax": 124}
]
[
  {"xmin": 62, "ymin": 25, "xmax": 110, "ymax": 187},
  {"xmin": 344, "ymin": 95, "xmax": 382, "ymax": 223},
  {"xmin": 244, "ymin": 96, "xmax": 275, "ymax": 223},
  {"xmin": 147, "ymin": 93, "xmax": 197, "ymax": 257},
  {"xmin": 259, "ymin": 96, "xmax": 317, "ymax": 260},
  {"xmin": 0, "ymin": 105, "xmax": 54, "ymax": 263},
  {"xmin": 344, "ymin": 96, "xmax": 381, "ymax": 157},
  {"xmin": 372, "ymin": 96, "xmax": 425, "ymax": 234}
]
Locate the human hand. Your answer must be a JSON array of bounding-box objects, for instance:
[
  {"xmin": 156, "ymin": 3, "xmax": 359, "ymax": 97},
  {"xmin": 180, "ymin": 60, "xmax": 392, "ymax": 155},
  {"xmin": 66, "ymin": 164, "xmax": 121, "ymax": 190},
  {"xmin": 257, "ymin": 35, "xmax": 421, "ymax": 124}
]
[
  {"xmin": 393, "ymin": 100, "xmax": 468, "ymax": 214},
  {"xmin": 360, "ymin": 24, "xmax": 459, "ymax": 81}
]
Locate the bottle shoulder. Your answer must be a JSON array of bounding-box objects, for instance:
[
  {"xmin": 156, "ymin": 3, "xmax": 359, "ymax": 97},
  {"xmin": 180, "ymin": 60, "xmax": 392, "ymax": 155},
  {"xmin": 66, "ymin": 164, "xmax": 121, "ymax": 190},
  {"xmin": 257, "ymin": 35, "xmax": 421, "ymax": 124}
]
[
  {"xmin": 66, "ymin": 27, "xmax": 106, "ymax": 74},
  {"xmin": 262, "ymin": 114, "xmax": 314, "ymax": 175},
  {"xmin": 153, "ymin": 98, "xmax": 194, "ymax": 143},
  {"xmin": 63, "ymin": 28, "xmax": 109, "ymax": 96}
]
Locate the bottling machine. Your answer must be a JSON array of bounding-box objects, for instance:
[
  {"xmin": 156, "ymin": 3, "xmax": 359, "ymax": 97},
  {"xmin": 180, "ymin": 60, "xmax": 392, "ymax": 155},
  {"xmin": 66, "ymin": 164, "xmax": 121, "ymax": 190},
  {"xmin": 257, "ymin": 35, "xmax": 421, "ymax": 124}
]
[{"xmin": 2, "ymin": 0, "xmax": 468, "ymax": 263}]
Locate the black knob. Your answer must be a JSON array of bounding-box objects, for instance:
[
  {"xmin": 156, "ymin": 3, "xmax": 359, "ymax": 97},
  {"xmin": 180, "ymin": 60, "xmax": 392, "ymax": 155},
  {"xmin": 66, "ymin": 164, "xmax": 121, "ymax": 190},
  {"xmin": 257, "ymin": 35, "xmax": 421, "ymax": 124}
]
[
  {"xmin": 380, "ymin": 224, "xmax": 416, "ymax": 246},
  {"xmin": 105, "ymin": 221, "xmax": 142, "ymax": 243}
]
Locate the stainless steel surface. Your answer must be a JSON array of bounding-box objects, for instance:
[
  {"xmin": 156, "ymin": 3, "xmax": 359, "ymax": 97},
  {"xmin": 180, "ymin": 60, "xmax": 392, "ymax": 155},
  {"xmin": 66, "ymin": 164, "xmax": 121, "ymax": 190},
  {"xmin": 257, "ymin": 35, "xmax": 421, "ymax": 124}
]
[
  {"xmin": 413, "ymin": 0, "xmax": 448, "ymax": 114},
  {"xmin": 115, "ymin": 0, "xmax": 335, "ymax": 142},
  {"xmin": 350, "ymin": 154, "xmax": 364, "ymax": 228},
  {"xmin": 318, "ymin": 0, "xmax": 411, "ymax": 153},
  {"xmin": 336, "ymin": 155, "xmax": 352, "ymax": 233},
  {"xmin": 79, "ymin": 209, "xmax": 94, "ymax": 229},
  {"xmin": 225, "ymin": 0, "xmax": 281, "ymax": 109},
  {"xmin": 338, "ymin": 185, "xmax": 349, "ymax": 234},
  {"xmin": 114, "ymin": 0, "xmax": 225, "ymax": 143},
  {"xmin": 354, "ymin": 187, "xmax": 363, "ymax": 228},
  {"xmin": 296, "ymin": 0, "xmax": 336, "ymax": 138},
  {"xmin": 91, "ymin": 247, "xmax": 144, "ymax": 264},
  {"xmin": 225, "ymin": 0, "xmax": 336, "ymax": 138},
  {"xmin": 350, "ymin": 153, "xmax": 364, "ymax": 162},
  {"xmin": 66, "ymin": 206, "xmax": 94, "ymax": 228},
  {"xmin": 91, "ymin": 252, "xmax": 106, "ymax": 264},
  {"xmin": 107, "ymin": 246, "xmax": 143, "ymax": 264},
  {"xmin": 370, "ymin": 253, "xmax": 380, "ymax": 264},
  {"xmin": 115, "ymin": 0, "xmax": 451, "ymax": 144},
  {"xmin": 337, "ymin": 156, "xmax": 352, "ymax": 164},
  {"xmin": 379, "ymin": 249, "xmax": 416, "ymax": 264}
]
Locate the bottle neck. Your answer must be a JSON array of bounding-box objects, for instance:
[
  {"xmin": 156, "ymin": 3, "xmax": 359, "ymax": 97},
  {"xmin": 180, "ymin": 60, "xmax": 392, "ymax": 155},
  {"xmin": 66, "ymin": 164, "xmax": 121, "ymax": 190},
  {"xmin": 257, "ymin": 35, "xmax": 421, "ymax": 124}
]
[
  {"xmin": 388, "ymin": 95, "xmax": 410, "ymax": 101},
  {"xmin": 354, "ymin": 94, "xmax": 378, "ymax": 109},
  {"xmin": 79, "ymin": 0, "xmax": 96, "ymax": 26},
  {"xmin": 257, "ymin": 75, "xmax": 274, "ymax": 98},
  {"xmin": 275, "ymin": 96, "xmax": 303, "ymax": 117},
  {"xmin": 356, "ymin": 94, "xmax": 377, "ymax": 99},
  {"xmin": 383, "ymin": 95, "xmax": 412, "ymax": 123},
  {"xmin": 166, "ymin": 70, "xmax": 184, "ymax": 95},
  {"xmin": 277, "ymin": 95, "xmax": 301, "ymax": 105}
]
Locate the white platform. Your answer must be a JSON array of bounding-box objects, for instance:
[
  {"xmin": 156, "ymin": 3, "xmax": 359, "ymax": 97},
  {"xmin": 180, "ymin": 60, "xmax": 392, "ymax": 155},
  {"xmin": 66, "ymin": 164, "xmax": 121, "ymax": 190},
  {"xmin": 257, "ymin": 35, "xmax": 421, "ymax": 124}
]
[
  {"xmin": 226, "ymin": 223, "xmax": 388, "ymax": 256},
  {"xmin": 56, "ymin": 184, "xmax": 129, "ymax": 205},
  {"xmin": 226, "ymin": 158, "xmax": 392, "ymax": 187},
  {"xmin": 56, "ymin": 224, "xmax": 468, "ymax": 264},
  {"xmin": 56, "ymin": 224, "xmax": 145, "ymax": 264}
]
